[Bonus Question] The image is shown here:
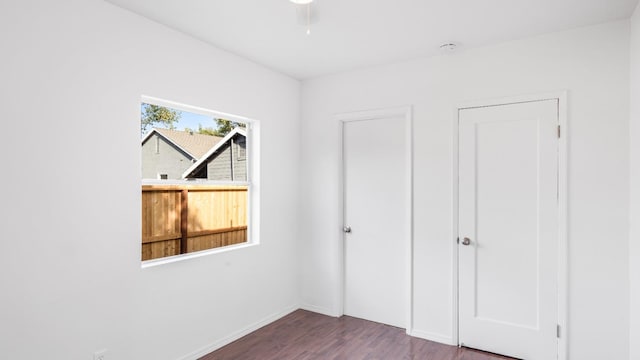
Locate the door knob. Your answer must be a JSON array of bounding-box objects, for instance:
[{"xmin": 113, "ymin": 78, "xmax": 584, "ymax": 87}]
[
  {"xmin": 461, "ymin": 237, "xmax": 471, "ymax": 246},
  {"xmin": 343, "ymin": 226, "xmax": 352, "ymax": 233}
]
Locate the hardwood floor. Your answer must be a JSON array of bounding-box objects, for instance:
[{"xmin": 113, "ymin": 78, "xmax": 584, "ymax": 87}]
[{"xmin": 200, "ymin": 310, "xmax": 516, "ymax": 360}]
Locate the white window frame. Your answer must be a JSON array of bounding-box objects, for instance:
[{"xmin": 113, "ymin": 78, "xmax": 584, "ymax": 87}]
[{"xmin": 140, "ymin": 95, "xmax": 260, "ymax": 268}]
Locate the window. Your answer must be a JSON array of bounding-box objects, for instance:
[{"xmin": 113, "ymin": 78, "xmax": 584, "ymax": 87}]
[
  {"xmin": 140, "ymin": 97, "xmax": 256, "ymax": 263},
  {"xmin": 236, "ymin": 137, "xmax": 246, "ymax": 161}
]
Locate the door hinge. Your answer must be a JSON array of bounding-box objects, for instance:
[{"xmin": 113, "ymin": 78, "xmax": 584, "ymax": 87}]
[
  {"xmin": 557, "ymin": 125, "xmax": 561, "ymax": 138},
  {"xmin": 557, "ymin": 324, "xmax": 561, "ymax": 338}
]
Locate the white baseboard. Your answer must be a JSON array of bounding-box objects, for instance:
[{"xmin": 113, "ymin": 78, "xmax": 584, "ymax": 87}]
[
  {"xmin": 408, "ymin": 328, "xmax": 455, "ymax": 346},
  {"xmin": 177, "ymin": 305, "xmax": 299, "ymax": 360},
  {"xmin": 299, "ymin": 303, "xmax": 340, "ymax": 318}
]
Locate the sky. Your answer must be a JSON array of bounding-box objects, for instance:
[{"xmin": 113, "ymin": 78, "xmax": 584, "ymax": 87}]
[
  {"xmin": 177, "ymin": 110, "xmax": 216, "ymax": 131},
  {"xmin": 141, "ymin": 103, "xmax": 218, "ymax": 135}
]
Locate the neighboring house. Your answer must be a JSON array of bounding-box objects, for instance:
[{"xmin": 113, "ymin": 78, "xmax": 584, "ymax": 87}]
[
  {"xmin": 183, "ymin": 127, "xmax": 247, "ymax": 181},
  {"xmin": 141, "ymin": 128, "xmax": 223, "ymax": 180}
]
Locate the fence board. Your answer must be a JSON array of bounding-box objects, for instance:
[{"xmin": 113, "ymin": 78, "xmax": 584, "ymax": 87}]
[{"xmin": 141, "ymin": 185, "xmax": 248, "ymax": 261}]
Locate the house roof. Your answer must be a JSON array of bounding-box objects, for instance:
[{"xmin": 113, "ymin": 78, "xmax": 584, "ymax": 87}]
[
  {"xmin": 182, "ymin": 127, "xmax": 247, "ymax": 179},
  {"xmin": 142, "ymin": 128, "xmax": 223, "ymax": 159}
]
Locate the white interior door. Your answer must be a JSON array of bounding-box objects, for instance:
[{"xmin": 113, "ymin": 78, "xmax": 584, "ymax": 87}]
[
  {"xmin": 458, "ymin": 100, "xmax": 559, "ymax": 360},
  {"xmin": 343, "ymin": 115, "xmax": 409, "ymax": 329}
]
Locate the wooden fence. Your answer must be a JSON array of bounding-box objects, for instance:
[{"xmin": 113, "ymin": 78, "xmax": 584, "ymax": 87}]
[{"xmin": 141, "ymin": 184, "xmax": 248, "ymax": 261}]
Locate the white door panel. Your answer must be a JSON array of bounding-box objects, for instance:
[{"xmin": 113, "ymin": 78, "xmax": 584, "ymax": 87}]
[
  {"xmin": 459, "ymin": 100, "xmax": 558, "ymax": 359},
  {"xmin": 343, "ymin": 116, "xmax": 408, "ymax": 328}
]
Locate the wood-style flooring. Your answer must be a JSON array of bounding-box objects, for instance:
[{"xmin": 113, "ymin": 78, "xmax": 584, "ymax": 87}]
[{"xmin": 200, "ymin": 310, "xmax": 516, "ymax": 360}]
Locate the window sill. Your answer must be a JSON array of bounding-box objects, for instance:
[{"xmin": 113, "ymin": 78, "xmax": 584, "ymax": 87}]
[{"xmin": 141, "ymin": 242, "xmax": 259, "ymax": 269}]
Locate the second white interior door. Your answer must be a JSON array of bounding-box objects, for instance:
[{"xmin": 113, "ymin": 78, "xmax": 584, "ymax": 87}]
[
  {"xmin": 458, "ymin": 100, "xmax": 559, "ymax": 360},
  {"xmin": 343, "ymin": 115, "xmax": 409, "ymax": 329}
]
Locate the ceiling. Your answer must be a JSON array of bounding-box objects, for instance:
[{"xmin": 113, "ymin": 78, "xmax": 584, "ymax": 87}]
[{"xmin": 106, "ymin": 0, "xmax": 639, "ymax": 79}]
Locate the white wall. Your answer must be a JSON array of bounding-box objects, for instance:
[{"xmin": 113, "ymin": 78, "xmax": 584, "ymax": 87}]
[
  {"xmin": 630, "ymin": 3, "xmax": 640, "ymax": 360},
  {"xmin": 0, "ymin": 1, "xmax": 300, "ymax": 359},
  {"xmin": 299, "ymin": 21, "xmax": 630, "ymax": 360}
]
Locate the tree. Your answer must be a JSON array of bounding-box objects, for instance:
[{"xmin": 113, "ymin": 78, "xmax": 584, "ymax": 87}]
[
  {"xmin": 213, "ymin": 118, "xmax": 246, "ymax": 137},
  {"xmin": 184, "ymin": 124, "xmax": 218, "ymax": 136},
  {"xmin": 141, "ymin": 103, "xmax": 182, "ymax": 134}
]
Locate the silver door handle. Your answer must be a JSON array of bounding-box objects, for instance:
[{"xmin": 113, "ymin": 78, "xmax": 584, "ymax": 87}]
[
  {"xmin": 461, "ymin": 237, "xmax": 471, "ymax": 246},
  {"xmin": 343, "ymin": 226, "xmax": 352, "ymax": 233}
]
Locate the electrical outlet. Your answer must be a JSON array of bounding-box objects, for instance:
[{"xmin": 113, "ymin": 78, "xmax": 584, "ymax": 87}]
[{"xmin": 93, "ymin": 349, "xmax": 108, "ymax": 360}]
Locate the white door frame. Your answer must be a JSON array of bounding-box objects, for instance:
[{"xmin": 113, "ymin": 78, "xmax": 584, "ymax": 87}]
[
  {"xmin": 452, "ymin": 92, "xmax": 568, "ymax": 360},
  {"xmin": 336, "ymin": 106, "xmax": 414, "ymax": 333}
]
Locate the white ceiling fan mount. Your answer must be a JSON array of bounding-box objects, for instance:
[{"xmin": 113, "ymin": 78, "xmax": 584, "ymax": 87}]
[{"xmin": 290, "ymin": 0, "xmax": 316, "ymax": 35}]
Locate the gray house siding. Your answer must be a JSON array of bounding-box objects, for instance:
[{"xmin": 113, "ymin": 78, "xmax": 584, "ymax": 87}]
[
  {"xmin": 206, "ymin": 142, "xmax": 231, "ymax": 180},
  {"xmin": 141, "ymin": 134, "xmax": 195, "ymax": 179},
  {"xmin": 205, "ymin": 134, "xmax": 247, "ymax": 181}
]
